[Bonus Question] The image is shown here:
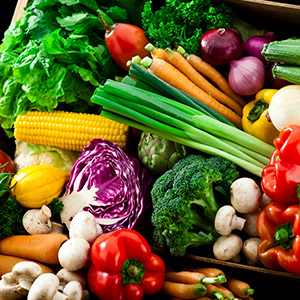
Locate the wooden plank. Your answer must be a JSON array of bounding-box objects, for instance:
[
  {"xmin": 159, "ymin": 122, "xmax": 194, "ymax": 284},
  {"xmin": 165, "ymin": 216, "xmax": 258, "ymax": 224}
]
[
  {"xmin": 221, "ymin": 0, "xmax": 300, "ymax": 26},
  {"xmin": 11, "ymin": 0, "xmax": 30, "ymax": 24}
]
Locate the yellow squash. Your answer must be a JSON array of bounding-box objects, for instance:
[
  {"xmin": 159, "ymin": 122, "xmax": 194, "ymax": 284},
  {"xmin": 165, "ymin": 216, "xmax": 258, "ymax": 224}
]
[{"xmin": 10, "ymin": 165, "xmax": 70, "ymax": 208}]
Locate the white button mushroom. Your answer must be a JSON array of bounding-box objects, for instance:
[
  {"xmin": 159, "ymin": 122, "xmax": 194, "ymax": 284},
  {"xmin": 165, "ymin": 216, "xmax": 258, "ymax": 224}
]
[
  {"xmin": 242, "ymin": 237, "xmax": 262, "ymax": 265},
  {"xmin": 230, "ymin": 177, "xmax": 262, "ymax": 214},
  {"xmin": 213, "ymin": 234, "xmax": 243, "ymax": 261},
  {"xmin": 56, "ymin": 269, "xmax": 87, "ymax": 291},
  {"xmin": 69, "ymin": 211, "xmax": 102, "ymax": 244},
  {"xmin": 56, "ymin": 269, "xmax": 89, "ymax": 300},
  {"xmin": 58, "ymin": 238, "xmax": 90, "ymax": 271},
  {"xmin": 63, "ymin": 281, "xmax": 84, "ymax": 300},
  {"xmin": 27, "ymin": 273, "xmax": 69, "ymax": 300},
  {"xmin": 241, "ymin": 208, "xmax": 262, "ymax": 237},
  {"xmin": 214, "ymin": 205, "xmax": 246, "ymax": 236},
  {"xmin": 0, "ymin": 261, "xmax": 44, "ymax": 299},
  {"xmin": 22, "ymin": 205, "xmax": 52, "ymax": 235}
]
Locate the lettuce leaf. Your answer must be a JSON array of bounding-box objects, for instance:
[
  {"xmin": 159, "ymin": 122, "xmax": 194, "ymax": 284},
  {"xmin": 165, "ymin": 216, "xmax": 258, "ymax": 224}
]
[{"xmin": 0, "ymin": 0, "xmax": 128, "ymax": 136}]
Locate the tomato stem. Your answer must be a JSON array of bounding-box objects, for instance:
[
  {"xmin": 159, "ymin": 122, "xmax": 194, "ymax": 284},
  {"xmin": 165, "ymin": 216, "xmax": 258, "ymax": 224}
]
[{"xmin": 97, "ymin": 10, "xmax": 112, "ymax": 32}]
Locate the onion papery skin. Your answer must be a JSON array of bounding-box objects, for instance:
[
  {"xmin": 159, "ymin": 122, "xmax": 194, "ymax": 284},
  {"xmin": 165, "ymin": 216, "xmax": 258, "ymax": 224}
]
[
  {"xmin": 229, "ymin": 56, "xmax": 266, "ymax": 96},
  {"xmin": 199, "ymin": 28, "xmax": 244, "ymax": 66},
  {"xmin": 244, "ymin": 33, "xmax": 275, "ymax": 63}
]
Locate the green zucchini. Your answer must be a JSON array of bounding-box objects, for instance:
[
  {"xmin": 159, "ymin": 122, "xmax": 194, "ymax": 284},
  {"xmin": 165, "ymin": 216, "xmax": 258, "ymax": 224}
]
[
  {"xmin": 272, "ymin": 63, "xmax": 300, "ymax": 85},
  {"xmin": 262, "ymin": 39, "xmax": 300, "ymax": 66}
]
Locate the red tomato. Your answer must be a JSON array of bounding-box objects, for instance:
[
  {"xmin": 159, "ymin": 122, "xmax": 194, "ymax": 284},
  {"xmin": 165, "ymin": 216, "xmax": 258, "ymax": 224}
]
[
  {"xmin": 0, "ymin": 150, "xmax": 15, "ymax": 173},
  {"xmin": 98, "ymin": 13, "xmax": 150, "ymax": 71}
]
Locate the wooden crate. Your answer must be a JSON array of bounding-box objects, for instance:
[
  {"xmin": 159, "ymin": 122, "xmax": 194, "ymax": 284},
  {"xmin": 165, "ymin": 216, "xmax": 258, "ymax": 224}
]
[
  {"xmin": 222, "ymin": 0, "xmax": 300, "ymax": 26},
  {"xmin": 11, "ymin": 0, "xmax": 31, "ymax": 23}
]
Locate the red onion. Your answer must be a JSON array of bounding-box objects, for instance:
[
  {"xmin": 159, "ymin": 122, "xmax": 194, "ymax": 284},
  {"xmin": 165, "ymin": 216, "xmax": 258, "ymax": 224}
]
[
  {"xmin": 228, "ymin": 56, "xmax": 266, "ymax": 96},
  {"xmin": 268, "ymin": 62, "xmax": 291, "ymax": 89},
  {"xmin": 199, "ymin": 28, "xmax": 244, "ymax": 66},
  {"xmin": 244, "ymin": 32, "xmax": 275, "ymax": 63}
]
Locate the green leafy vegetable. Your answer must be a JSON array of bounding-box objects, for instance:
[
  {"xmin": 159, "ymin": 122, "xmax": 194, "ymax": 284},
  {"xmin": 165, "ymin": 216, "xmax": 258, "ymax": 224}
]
[
  {"xmin": 141, "ymin": 0, "xmax": 235, "ymax": 54},
  {"xmin": 0, "ymin": 0, "xmax": 131, "ymax": 136}
]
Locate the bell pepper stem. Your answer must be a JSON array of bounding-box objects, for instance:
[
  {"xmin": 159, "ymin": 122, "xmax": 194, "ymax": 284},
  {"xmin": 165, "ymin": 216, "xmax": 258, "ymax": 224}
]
[
  {"xmin": 121, "ymin": 258, "xmax": 145, "ymax": 284},
  {"xmin": 274, "ymin": 222, "xmax": 294, "ymax": 250},
  {"xmin": 127, "ymin": 264, "xmax": 141, "ymax": 278}
]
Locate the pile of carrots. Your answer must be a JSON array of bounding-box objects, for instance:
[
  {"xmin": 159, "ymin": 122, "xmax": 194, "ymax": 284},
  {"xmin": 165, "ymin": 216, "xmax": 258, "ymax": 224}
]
[
  {"xmin": 141, "ymin": 43, "xmax": 247, "ymax": 129},
  {"xmin": 162, "ymin": 266, "xmax": 255, "ymax": 300}
]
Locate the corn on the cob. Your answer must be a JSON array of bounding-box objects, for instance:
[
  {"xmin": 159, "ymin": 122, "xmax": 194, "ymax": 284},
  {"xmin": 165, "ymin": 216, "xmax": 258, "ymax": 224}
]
[{"xmin": 14, "ymin": 110, "xmax": 129, "ymax": 151}]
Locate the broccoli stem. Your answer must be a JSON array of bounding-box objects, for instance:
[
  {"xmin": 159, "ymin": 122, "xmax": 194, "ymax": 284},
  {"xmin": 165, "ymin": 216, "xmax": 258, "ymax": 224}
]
[{"xmin": 190, "ymin": 209, "xmax": 214, "ymax": 232}]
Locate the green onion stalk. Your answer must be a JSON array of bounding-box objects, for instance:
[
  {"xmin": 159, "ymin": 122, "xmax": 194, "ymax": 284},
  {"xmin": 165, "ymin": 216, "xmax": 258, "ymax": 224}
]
[{"xmin": 91, "ymin": 80, "xmax": 275, "ymax": 177}]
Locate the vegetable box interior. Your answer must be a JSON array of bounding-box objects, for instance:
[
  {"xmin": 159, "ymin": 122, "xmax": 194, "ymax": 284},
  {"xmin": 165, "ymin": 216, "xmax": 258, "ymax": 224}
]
[{"xmin": 10, "ymin": 0, "xmax": 300, "ymax": 299}]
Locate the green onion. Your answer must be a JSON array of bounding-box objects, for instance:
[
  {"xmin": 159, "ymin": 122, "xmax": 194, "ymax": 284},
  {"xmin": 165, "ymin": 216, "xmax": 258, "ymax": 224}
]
[{"xmin": 91, "ymin": 80, "xmax": 275, "ymax": 177}]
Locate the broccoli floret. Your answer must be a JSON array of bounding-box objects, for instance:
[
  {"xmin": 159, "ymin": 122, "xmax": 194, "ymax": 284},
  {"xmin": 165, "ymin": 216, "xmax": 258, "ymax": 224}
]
[
  {"xmin": 0, "ymin": 195, "xmax": 27, "ymax": 239},
  {"xmin": 152, "ymin": 226, "xmax": 168, "ymax": 248},
  {"xmin": 173, "ymin": 162, "xmax": 222, "ymax": 222},
  {"xmin": 150, "ymin": 168, "xmax": 176, "ymax": 206},
  {"xmin": 141, "ymin": 0, "xmax": 235, "ymax": 55},
  {"xmin": 48, "ymin": 198, "xmax": 64, "ymax": 223},
  {"xmin": 205, "ymin": 155, "xmax": 240, "ymax": 201},
  {"xmin": 150, "ymin": 153, "xmax": 239, "ymax": 256},
  {"xmin": 151, "ymin": 189, "xmax": 216, "ymax": 256}
]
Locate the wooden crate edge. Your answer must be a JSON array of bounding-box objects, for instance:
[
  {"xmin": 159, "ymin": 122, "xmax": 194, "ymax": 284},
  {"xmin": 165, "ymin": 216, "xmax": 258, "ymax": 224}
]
[{"xmin": 11, "ymin": 0, "xmax": 31, "ymax": 24}]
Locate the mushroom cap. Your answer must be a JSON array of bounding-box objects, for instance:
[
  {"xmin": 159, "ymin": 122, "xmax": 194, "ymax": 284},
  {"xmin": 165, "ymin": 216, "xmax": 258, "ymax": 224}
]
[
  {"xmin": 230, "ymin": 177, "xmax": 262, "ymax": 213},
  {"xmin": 69, "ymin": 211, "xmax": 101, "ymax": 244},
  {"xmin": 27, "ymin": 273, "xmax": 60, "ymax": 300},
  {"xmin": 56, "ymin": 269, "xmax": 87, "ymax": 290},
  {"xmin": 23, "ymin": 206, "xmax": 52, "ymax": 235},
  {"xmin": 214, "ymin": 205, "xmax": 236, "ymax": 235},
  {"xmin": 58, "ymin": 238, "xmax": 90, "ymax": 271},
  {"xmin": 242, "ymin": 237, "xmax": 262, "ymax": 264},
  {"xmin": 213, "ymin": 234, "xmax": 243, "ymax": 261}
]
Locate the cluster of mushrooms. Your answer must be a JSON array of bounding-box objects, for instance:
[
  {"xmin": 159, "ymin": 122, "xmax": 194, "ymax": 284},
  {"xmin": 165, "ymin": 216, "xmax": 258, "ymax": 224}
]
[
  {"xmin": 213, "ymin": 177, "xmax": 272, "ymax": 265},
  {"xmin": 0, "ymin": 210, "xmax": 103, "ymax": 299}
]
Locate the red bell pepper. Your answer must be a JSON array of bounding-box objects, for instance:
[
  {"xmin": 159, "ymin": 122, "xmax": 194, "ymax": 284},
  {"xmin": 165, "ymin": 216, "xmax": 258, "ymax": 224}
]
[
  {"xmin": 257, "ymin": 201, "xmax": 300, "ymax": 274},
  {"xmin": 261, "ymin": 125, "xmax": 300, "ymax": 204},
  {"xmin": 87, "ymin": 229, "xmax": 166, "ymax": 300}
]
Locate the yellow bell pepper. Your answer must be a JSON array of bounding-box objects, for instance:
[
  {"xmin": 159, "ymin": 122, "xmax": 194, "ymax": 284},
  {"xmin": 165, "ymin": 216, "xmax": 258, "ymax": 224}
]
[{"xmin": 242, "ymin": 89, "xmax": 279, "ymax": 145}]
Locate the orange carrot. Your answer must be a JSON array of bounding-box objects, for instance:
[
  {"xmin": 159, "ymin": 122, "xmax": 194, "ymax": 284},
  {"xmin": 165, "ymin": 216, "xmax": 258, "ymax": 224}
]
[
  {"xmin": 224, "ymin": 278, "xmax": 254, "ymax": 298},
  {"xmin": 0, "ymin": 233, "xmax": 68, "ymax": 265},
  {"xmin": 185, "ymin": 53, "xmax": 247, "ymax": 108},
  {"xmin": 217, "ymin": 285, "xmax": 239, "ymax": 300},
  {"xmin": 165, "ymin": 271, "xmax": 226, "ymax": 285},
  {"xmin": 184, "ymin": 267, "xmax": 226, "ymax": 279},
  {"xmin": 205, "ymin": 283, "xmax": 225, "ymax": 300},
  {"xmin": 143, "ymin": 57, "xmax": 242, "ymax": 128},
  {"xmin": 164, "ymin": 48, "xmax": 243, "ymax": 116},
  {"xmin": 0, "ymin": 254, "xmax": 54, "ymax": 276},
  {"xmin": 162, "ymin": 281, "xmax": 207, "ymax": 299},
  {"xmin": 145, "ymin": 43, "xmax": 167, "ymax": 60}
]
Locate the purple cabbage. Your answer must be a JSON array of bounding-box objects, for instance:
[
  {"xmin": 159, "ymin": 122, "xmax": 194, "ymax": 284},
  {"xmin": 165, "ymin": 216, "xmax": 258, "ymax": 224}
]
[{"xmin": 60, "ymin": 139, "xmax": 153, "ymax": 233}]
